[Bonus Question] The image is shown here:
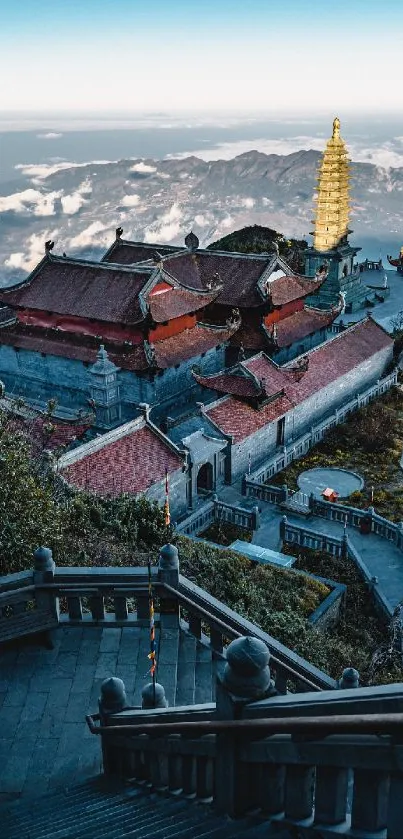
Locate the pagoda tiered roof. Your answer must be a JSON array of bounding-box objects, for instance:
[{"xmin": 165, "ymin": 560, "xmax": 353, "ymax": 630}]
[{"xmin": 313, "ymin": 117, "xmax": 351, "ymax": 252}]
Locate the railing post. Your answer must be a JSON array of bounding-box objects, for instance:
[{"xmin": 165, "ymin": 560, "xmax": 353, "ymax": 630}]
[
  {"xmin": 279, "ymin": 514, "xmax": 287, "ymax": 542},
  {"xmin": 338, "ymin": 667, "xmax": 359, "ymax": 689},
  {"xmin": 98, "ymin": 677, "xmax": 128, "ymax": 776},
  {"xmin": 141, "ymin": 682, "xmax": 168, "ymax": 709},
  {"xmin": 33, "ymin": 547, "xmax": 59, "ymax": 647},
  {"xmin": 215, "ymin": 636, "xmax": 276, "ymax": 817},
  {"xmin": 158, "ymin": 543, "xmax": 180, "ymax": 629},
  {"xmin": 252, "ymin": 505, "xmax": 260, "ymax": 531}
]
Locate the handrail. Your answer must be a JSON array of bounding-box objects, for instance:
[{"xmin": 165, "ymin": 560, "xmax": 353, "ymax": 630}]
[
  {"xmin": 85, "ymin": 711, "xmax": 403, "ymax": 736},
  {"xmin": 165, "ymin": 582, "xmax": 328, "ymax": 691}
]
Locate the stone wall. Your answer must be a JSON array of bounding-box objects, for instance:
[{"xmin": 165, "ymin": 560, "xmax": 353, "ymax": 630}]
[
  {"xmin": 0, "ymin": 342, "xmax": 227, "ymax": 418},
  {"xmin": 229, "ymin": 344, "xmax": 393, "ymax": 482},
  {"xmin": 144, "ymin": 466, "xmax": 188, "ymax": 521}
]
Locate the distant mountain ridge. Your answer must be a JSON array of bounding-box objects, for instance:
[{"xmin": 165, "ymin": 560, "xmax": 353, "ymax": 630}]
[{"xmin": 1, "ymin": 148, "xmax": 402, "ymax": 285}]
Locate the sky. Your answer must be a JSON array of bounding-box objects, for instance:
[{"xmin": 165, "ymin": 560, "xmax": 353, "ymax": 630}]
[{"xmin": 1, "ymin": 0, "xmax": 402, "ymax": 112}]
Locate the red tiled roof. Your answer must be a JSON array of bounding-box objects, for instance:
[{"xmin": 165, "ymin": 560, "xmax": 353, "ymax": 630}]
[
  {"xmin": 193, "ymin": 371, "xmax": 260, "ymax": 398},
  {"xmin": 148, "ymin": 286, "xmax": 219, "ymax": 322},
  {"xmin": 60, "ymin": 425, "xmax": 182, "ymax": 496},
  {"xmin": 268, "ymin": 275, "xmax": 323, "ymax": 307},
  {"xmin": 153, "ymin": 323, "xmax": 236, "ymax": 368},
  {"xmin": 282, "ymin": 317, "xmax": 393, "ymax": 403},
  {"xmin": 102, "ymin": 241, "xmax": 183, "ymax": 265},
  {"xmin": 205, "ymin": 319, "xmax": 393, "ymax": 442},
  {"xmin": 0, "ymin": 257, "xmax": 152, "ymax": 325},
  {"xmin": 207, "ymin": 393, "xmax": 293, "ymax": 442},
  {"xmin": 273, "ymin": 308, "xmax": 339, "ymax": 348},
  {"xmin": 0, "ymin": 320, "xmax": 235, "ymax": 371},
  {"xmin": 7, "ymin": 415, "xmax": 91, "ymax": 457},
  {"xmin": 162, "ymin": 251, "xmax": 271, "ymax": 306}
]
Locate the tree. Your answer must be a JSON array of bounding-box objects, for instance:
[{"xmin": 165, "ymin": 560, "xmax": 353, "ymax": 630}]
[{"xmin": 0, "ymin": 411, "xmax": 64, "ymax": 574}]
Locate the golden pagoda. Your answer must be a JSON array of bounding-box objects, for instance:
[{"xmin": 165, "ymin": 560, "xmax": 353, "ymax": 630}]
[{"xmin": 313, "ymin": 117, "xmax": 351, "ymax": 253}]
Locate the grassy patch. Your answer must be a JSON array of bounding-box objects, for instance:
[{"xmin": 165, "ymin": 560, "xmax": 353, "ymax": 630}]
[
  {"xmin": 281, "ymin": 542, "xmax": 403, "ymax": 685},
  {"xmin": 198, "ymin": 521, "xmax": 252, "ymax": 546},
  {"xmin": 268, "ymin": 388, "xmax": 403, "ymax": 520}
]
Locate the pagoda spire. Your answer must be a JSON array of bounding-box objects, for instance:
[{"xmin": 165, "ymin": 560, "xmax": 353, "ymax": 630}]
[{"xmin": 313, "ymin": 117, "xmax": 351, "ymax": 253}]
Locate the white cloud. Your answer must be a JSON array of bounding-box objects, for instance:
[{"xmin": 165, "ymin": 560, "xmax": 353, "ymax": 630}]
[
  {"xmin": 121, "ymin": 193, "xmax": 141, "ymax": 207},
  {"xmin": 242, "ymin": 197, "xmax": 255, "ymax": 209},
  {"xmin": 4, "ymin": 230, "xmax": 59, "ymax": 273},
  {"xmin": 61, "ymin": 178, "xmax": 92, "ymax": 215},
  {"xmin": 129, "ymin": 161, "xmax": 157, "ymax": 174},
  {"xmin": 15, "ymin": 159, "xmax": 113, "ymax": 184},
  {"xmin": 0, "ymin": 187, "xmax": 61, "ymax": 216},
  {"xmin": 36, "ymin": 132, "xmax": 63, "ymax": 139},
  {"xmin": 144, "ymin": 203, "xmax": 183, "ymax": 243},
  {"xmin": 194, "ymin": 214, "xmax": 209, "ymax": 227},
  {"xmin": 69, "ymin": 221, "xmax": 111, "ymax": 249},
  {"xmin": 4, "ymin": 253, "xmax": 25, "ymax": 270}
]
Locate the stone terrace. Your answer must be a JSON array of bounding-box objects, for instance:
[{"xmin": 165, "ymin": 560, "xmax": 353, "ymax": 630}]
[{"xmin": 0, "ymin": 625, "xmax": 217, "ymax": 799}]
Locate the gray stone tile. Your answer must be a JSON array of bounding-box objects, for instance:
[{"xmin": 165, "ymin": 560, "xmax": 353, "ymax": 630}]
[
  {"xmin": 77, "ymin": 643, "xmax": 101, "ymax": 665},
  {"xmin": 70, "ymin": 664, "xmax": 97, "ymax": 694},
  {"xmin": 0, "ymin": 709, "xmax": 21, "ymax": 739},
  {"xmin": 99, "ymin": 628, "xmax": 122, "ymax": 652},
  {"xmin": 27, "ymin": 737, "xmax": 59, "ymax": 777},
  {"xmin": 53, "ymin": 652, "xmax": 78, "ymax": 677},
  {"xmin": 0, "ymin": 755, "xmax": 32, "ymax": 794},
  {"xmin": 0, "ymin": 739, "xmax": 14, "ymax": 758},
  {"xmin": 3, "ymin": 683, "xmax": 30, "ymax": 708},
  {"xmin": 64, "ymin": 693, "xmax": 91, "ymax": 723},
  {"xmin": 59, "ymin": 628, "xmax": 84, "ymax": 652},
  {"xmin": 0, "ymin": 692, "xmax": 5, "ymax": 710},
  {"xmin": 95, "ymin": 653, "xmax": 118, "ymax": 679},
  {"xmin": 20, "ymin": 692, "xmax": 48, "ymax": 722},
  {"xmin": 46, "ymin": 677, "xmax": 73, "ymax": 706}
]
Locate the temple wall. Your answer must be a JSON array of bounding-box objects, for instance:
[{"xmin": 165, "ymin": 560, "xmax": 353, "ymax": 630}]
[
  {"xmin": 145, "ymin": 466, "xmax": 188, "ymax": 520},
  {"xmin": 290, "ymin": 345, "xmax": 393, "ymax": 439},
  {"xmin": 229, "ymin": 343, "xmax": 393, "ymax": 482},
  {"xmin": 0, "ymin": 341, "xmax": 227, "ymax": 418}
]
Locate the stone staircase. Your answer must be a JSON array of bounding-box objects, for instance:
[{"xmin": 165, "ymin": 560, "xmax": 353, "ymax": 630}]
[
  {"xmin": 0, "ymin": 624, "xmax": 223, "ymax": 799},
  {"xmin": 0, "ymin": 777, "xmax": 284, "ymax": 839}
]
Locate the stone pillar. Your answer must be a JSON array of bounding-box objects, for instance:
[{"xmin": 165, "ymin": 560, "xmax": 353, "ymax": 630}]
[
  {"xmin": 241, "ymin": 474, "xmax": 247, "ymax": 496},
  {"xmin": 98, "ymin": 677, "xmax": 128, "ymax": 775},
  {"xmin": 141, "ymin": 682, "xmax": 168, "ymax": 709},
  {"xmin": 281, "ymin": 484, "xmax": 288, "ymax": 503},
  {"xmin": 251, "ymin": 505, "xmax": 260, "ymax": 531},
  {"xmin": 33, "ymin": 547, "xmax": 59, "ymax": 647},
  {"xmin": 215, "ymin": 636, "xmax": 276, "ymax": 817},
  {"xmin": 341, "ymin": 529, "xmax": 349, "ymax": 559},
  {"xmin": 338, "ymin": 667, "xmax": 359, "ymax": 689},
  {"xmin": 158, "ymin": 543, "xmax": 180, "ymax": 628},
  {"xmin": 279, "ymin": 514, "xmax": 288, "ymax": 542}
]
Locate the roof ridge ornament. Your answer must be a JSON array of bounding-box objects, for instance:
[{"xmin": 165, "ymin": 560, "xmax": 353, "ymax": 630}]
[
  {"xmin": 185, "ymin": 230, "xmax": 199, "ymax": 253},
  {"xmin": 116, "ymin": 227, "xmax": 123, "ymax": 240},
  {"xmin": 45, "ymin": 240, "xmax": 54, "ymax": 254}
]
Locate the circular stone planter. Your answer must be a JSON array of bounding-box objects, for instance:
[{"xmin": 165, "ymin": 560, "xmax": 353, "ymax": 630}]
[{"xmin": 297, "ymin": 467, "xmax": 364, "ymax": 500}]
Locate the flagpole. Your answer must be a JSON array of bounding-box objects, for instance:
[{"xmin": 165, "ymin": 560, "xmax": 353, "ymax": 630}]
[{"xmin": 147, "ymin": 556, "xmax": 156, "ymax": 707}]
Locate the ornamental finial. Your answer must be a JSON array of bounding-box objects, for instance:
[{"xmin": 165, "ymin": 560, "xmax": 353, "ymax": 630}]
[{"xmin": 332, "ymin": 117, "xmax": 341, "ymax": 139}]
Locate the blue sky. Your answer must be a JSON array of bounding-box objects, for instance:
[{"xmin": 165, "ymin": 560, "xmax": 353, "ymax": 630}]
[{"xmin": 1, "ymin": 0, "xmax": 402, "ymax": 111}]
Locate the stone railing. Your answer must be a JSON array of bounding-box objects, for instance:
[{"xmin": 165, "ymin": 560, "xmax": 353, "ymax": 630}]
[
  {"xmin": 87, "ymin": 637, "xmax": 403, "ymax": 837},
  {"xmin": 280, "ymin": 517, "xmax": 393, "ymax": 619},
  {"xmin": 0, "ymin": 543, "xmax": 335, "ymax": 692},
  {"xmin": 309, "ymin": 496, "xmax": 403, "ymax": 553},
  {"xmin": 245, "ymin": 370, "xmax": 398, "ymax": 486},
  {"xmin": 177, "ymin": 496, "xmax": 259, "ymax": 536}
]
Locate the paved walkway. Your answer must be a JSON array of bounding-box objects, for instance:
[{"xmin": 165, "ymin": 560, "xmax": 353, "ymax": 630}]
[{"xmin": 220, "ymin": 484, "xmax": 403, "ymax": 610}]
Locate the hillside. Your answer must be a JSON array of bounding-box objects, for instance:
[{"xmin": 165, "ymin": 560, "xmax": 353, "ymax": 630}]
[{"xmin": 207, "ymin": 224, "xmax": 308, "ymax": 272}]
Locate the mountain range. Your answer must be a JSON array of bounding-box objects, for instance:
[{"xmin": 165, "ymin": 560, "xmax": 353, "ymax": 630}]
[{"xmin": 1, "ymin": 148, "xmax": 402, "ymax": 285}]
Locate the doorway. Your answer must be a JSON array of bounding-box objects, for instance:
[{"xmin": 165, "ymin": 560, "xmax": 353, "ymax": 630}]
[{"xmin": 197, "ymin": 462, "xmax": 213, "ymax": 494}]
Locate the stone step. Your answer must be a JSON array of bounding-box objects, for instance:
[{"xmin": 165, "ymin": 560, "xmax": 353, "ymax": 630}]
[{"xmin": 0, "ymin": 775, "xmax": 295, "ymax": 839}]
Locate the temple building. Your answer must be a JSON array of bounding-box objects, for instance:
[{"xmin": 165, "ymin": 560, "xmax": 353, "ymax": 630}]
[
  {"xmin": 49, "ymin": 317, "xmax": 394, "ymax": 513},
  {"xmin": 0, "ymin": 232, "xmax": 343, "ymax": 423},
  {"xmin": 304, "ymin": 118, "xmax": 376, "ymax": 313}
]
